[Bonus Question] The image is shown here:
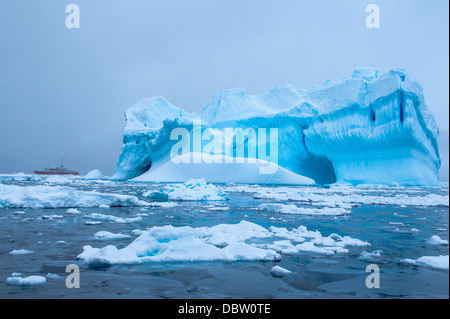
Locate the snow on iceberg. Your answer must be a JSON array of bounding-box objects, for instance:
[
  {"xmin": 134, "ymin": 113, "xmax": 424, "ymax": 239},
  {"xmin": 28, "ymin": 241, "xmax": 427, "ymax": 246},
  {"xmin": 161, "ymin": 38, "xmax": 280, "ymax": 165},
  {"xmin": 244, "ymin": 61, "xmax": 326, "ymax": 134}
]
[
  {"xmin": 142, "ymin": 178, "xmax": 229, "ymax": 201},
  {"xmin": 134, "ymin": 152, "xmax": 315, "ymax": 185},
  {"xmin": 115, "ymin": 68, "xmax": 440, "ymax": 186},
  {"xmin": 0, "ymin": 184, "xmax": 149, "ymax": 208},
  {"xmin": 77, "ymin": 220, "xmax": 369, "ymax": 265}
]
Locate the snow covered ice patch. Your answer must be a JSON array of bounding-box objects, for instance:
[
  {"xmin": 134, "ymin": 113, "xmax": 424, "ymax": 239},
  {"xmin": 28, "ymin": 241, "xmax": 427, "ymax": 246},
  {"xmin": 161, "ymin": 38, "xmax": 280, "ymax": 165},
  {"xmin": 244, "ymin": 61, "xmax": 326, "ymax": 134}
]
[
  {"xmin": 6, "ymin": 275, "xmax": 46, "ymax": 287},
  {"xmin": 0, "ymin": 184, "xmax": 150, "ymax": 208},
  {"xmin": 142, "ymin": 178, "xmax": 229, "ymax": 201},
  {"xmin": 258, "ymin": 203, "xmax": 350, "ymax": 216},
  {"xmin": 77, "ymin": 221, "xmax": 370, "ymax": 265},
  {"xmin": 402, "ymin": 255, "xmax": 449, "ymax": 271}
]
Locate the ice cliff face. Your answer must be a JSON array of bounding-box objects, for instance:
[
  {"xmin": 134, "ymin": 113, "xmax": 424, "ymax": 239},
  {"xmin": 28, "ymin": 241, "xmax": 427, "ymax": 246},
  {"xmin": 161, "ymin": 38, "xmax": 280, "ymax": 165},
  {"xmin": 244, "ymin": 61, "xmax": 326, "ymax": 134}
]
[{"xmin": 114, "ymin": 68, "xmax": 441, "ymax": 186}]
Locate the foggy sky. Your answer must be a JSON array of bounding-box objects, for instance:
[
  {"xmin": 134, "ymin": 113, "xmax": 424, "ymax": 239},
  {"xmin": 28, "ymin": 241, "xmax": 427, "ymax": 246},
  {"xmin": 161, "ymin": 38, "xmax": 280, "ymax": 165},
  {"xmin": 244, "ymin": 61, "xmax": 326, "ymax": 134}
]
[{"xmin": 0, "ymin": 0, "xmax": 448, "ymax": 180}]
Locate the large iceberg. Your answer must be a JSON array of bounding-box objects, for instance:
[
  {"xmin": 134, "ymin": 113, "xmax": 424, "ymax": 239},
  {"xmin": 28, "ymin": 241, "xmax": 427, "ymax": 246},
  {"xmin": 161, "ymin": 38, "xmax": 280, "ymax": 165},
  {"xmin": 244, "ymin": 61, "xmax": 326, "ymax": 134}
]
[{"xmin": 114, "ymin": 68, "xmax": 441, "ymax": 186}]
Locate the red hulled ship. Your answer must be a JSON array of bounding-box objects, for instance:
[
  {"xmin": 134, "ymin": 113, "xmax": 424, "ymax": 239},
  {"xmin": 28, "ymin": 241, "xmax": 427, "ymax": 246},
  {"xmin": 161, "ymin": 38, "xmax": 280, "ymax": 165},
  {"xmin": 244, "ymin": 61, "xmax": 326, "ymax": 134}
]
[{"xmin": 34, "ymin": 165, "xmax": 80, "ymax": 176}]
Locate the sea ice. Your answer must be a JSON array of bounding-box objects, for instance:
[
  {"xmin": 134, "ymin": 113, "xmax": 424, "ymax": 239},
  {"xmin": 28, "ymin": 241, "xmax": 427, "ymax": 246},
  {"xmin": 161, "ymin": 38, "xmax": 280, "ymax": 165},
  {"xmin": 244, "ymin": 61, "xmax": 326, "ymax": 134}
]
[
  {"xmin": 426, "ymin": 235, "xmax": 449, "ymax": 245},
  {"xmin": 143, "ymin": 178, "xmax": 229, "ymax": 201},
  {"xmin": 270, "ymin": 265, "xmax": 293, "ymax": 277},
  {"xmin": 77, "ymin": 221, "xmax": 370, "ymax": 265},
  {"xmin": 402, "ymin": 255, "xmax": 449, "ymax": 270},
  {"xmin": 0, "ymin": 184, "xmax": 149, "ymax": 208},
  {"xmin": 86, "ymin": 213, "xmax": 142, "ymax": 224},
  {"xmin": 6, "ymin": 275, "xmax": 47, "ymax": 286},
  {"xmin": 9, "ymin": 249, "xmax": 34, "ymax": 255},
  {"xmin": 258, "ymin": 203, "xmax": 350, "ymax": 216},
  {"xmin": 94, "ymin": 231, "xmax": 131, "ymax": 240}
]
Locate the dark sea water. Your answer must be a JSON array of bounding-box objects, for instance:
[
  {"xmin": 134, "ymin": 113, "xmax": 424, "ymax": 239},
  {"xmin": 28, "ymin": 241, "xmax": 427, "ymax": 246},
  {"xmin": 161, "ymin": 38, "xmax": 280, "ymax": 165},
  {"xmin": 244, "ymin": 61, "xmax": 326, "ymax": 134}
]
[{"xmin": 0, "ymin": 180, "xmax": 448, "ymax": 299}]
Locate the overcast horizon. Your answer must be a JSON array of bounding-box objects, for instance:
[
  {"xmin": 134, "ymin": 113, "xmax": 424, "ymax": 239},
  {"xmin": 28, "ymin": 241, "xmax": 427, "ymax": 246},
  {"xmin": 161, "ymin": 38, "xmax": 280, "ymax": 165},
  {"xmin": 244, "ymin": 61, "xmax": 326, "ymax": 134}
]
[{"xmin": 0, "ymin": 0, "xmax": 448, "ymax": 181}]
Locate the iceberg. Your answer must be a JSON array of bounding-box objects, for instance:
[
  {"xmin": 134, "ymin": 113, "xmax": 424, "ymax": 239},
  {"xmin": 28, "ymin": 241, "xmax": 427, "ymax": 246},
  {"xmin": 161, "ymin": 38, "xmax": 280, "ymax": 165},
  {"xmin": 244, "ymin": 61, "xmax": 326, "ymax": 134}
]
[{"xmin": 114, "ymin": 68, "xmax": 441, "ymax": 186}]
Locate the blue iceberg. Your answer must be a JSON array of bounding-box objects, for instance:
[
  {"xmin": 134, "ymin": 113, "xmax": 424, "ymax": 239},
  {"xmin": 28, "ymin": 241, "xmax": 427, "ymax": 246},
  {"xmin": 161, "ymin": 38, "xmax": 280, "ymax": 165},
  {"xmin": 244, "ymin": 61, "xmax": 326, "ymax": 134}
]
[{"xmin": 114, "ymin": 68, "xmax": 441, "ymax": 186}]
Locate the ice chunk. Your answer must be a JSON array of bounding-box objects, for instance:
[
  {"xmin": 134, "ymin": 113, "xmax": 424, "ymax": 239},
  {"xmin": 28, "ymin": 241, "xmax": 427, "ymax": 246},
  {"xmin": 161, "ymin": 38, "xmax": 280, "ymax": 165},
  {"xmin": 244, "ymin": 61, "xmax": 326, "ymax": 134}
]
[
  {"xmin": 77, "ymin": 221, "xmax": 369, "ymax": 265},
  {"xmin": 44, "ymin": 175, "xmax": 77, "ymax": 184},
  {"xmin": 143, "ymin": 178, "xmax": 229, "ymax": 201},
  {"xmin": 402, "ymin": 255, "xmax": 449, "ymax": 270},
  {"xmin": 0, "ymin": 184, "xmax": 149, "ymax": 208},
  {"xmin": 270, "ymin": 265, "xmax": 293, "ymax": 277},
  {"xmin": 94, "ymin": 231, "xmax": 131, "ymax": 240},
  {"xmin": 83, "ymin": 169, "xmax": 105, "ymax": 180},
  {"xmin": 426, "ymin": 235, "xmax": 449, "ymax": 245},
  {"xmin": 9, "ymin": 249, "xmax": 34, "ymax": 255},
  {"xmin": 87, "ymin": 213, "xmax": 142, "ymax": 224},
  {"xmin": 66, "ymin": 208, "xmax": 81, "ymax": 214},
  {"xmin": 6, "ymin": 275, "xmax": 46, "ymax": 286},
  {"xmin": 258, "ymin": 203, "xmax": 350, "ymax": 216},
  {"xmin": 0, "ymin": 173, "xmax": 42, "ymax": 182}
]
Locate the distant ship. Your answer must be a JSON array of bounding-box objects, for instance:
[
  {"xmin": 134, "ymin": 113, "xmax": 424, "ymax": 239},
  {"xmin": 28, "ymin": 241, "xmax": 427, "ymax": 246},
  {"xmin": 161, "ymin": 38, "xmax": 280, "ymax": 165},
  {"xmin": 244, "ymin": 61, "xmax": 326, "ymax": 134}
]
[{"xmin": 34, "ymin": 165, "xmax": 80, "ymax": 176}]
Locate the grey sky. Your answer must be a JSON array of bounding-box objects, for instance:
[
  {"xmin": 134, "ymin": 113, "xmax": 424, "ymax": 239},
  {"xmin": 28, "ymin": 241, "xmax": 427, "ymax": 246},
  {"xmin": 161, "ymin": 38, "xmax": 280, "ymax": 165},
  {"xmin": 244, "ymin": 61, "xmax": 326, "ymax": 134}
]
[{"xmin": 0, "ymin": 0, "xmax": 448, "ymax": 180}]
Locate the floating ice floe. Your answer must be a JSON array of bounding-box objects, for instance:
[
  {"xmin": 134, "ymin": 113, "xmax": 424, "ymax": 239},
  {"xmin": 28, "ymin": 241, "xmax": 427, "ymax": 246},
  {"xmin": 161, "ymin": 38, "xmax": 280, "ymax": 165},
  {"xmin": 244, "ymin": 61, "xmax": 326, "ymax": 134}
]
[
  {"xmin": 0, "ymin": 173, "xmax": 42, "ymax": 182},
  {"xmin": 94, "ymin": 231, "xmax": 131, "ymax": 240},
  {"xmin": 7, "ymin": 275, "xmax": 46, "ymax": 286},
  {"xmin": 77, "ymin": 220, "xmax": 370, "ymax": 265},
  {"xmin": 258, "ymin": 203, "xmax": 350, "ymax": 216},
  {"xmin": 270, "ymin": 265, "xmax": 293, "ymax": 277},
  {"xmin": 44, "ymin": 175, "xmax": 79, "ymax": 184},
  {"xmin": 225, "ymin": 184, "xmax": 449, "ymax": 207},
  {"xmin": 359, "ymin": 250, "xmax": 383, "ymax": 261},
  {"xmin": 426, "ymin": 235, "xmax": 449, "ymax": 245},
  {"xmin": 85, "ymin": 221, "xmax": 102, "ymax": 225},
  {"xmin": 402, "ymin": 255, "xmax": 449, "ymax": 270},
  {"xmin": 66, "ymin": 208, "xmax": 81, "ymax": 214},
  {"xmin": 86, "ymin": 213, "xmax": 142, "ymax": 224},
  {"xmin": 0, "ymin": 184, "xmax": 149, "ymax": 208},
  {"xmin": 42, "ymin": 215, "xmax": 64, "ymax": 220},
  {"xmin": 143, "ymin": 178, "xmax": 229, "ymax": 201},
  {"xmin": 9, "ymin": 249, "xmax": 34, "ymax": 255}
]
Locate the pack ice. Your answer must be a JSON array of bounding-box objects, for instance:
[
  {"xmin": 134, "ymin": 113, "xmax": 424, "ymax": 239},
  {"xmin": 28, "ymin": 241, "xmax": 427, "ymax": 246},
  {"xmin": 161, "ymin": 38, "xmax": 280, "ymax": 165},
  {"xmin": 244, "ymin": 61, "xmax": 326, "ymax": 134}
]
[{"xmin": 114, "ymin": 68, "xmax": 441, "ymax": 186}]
